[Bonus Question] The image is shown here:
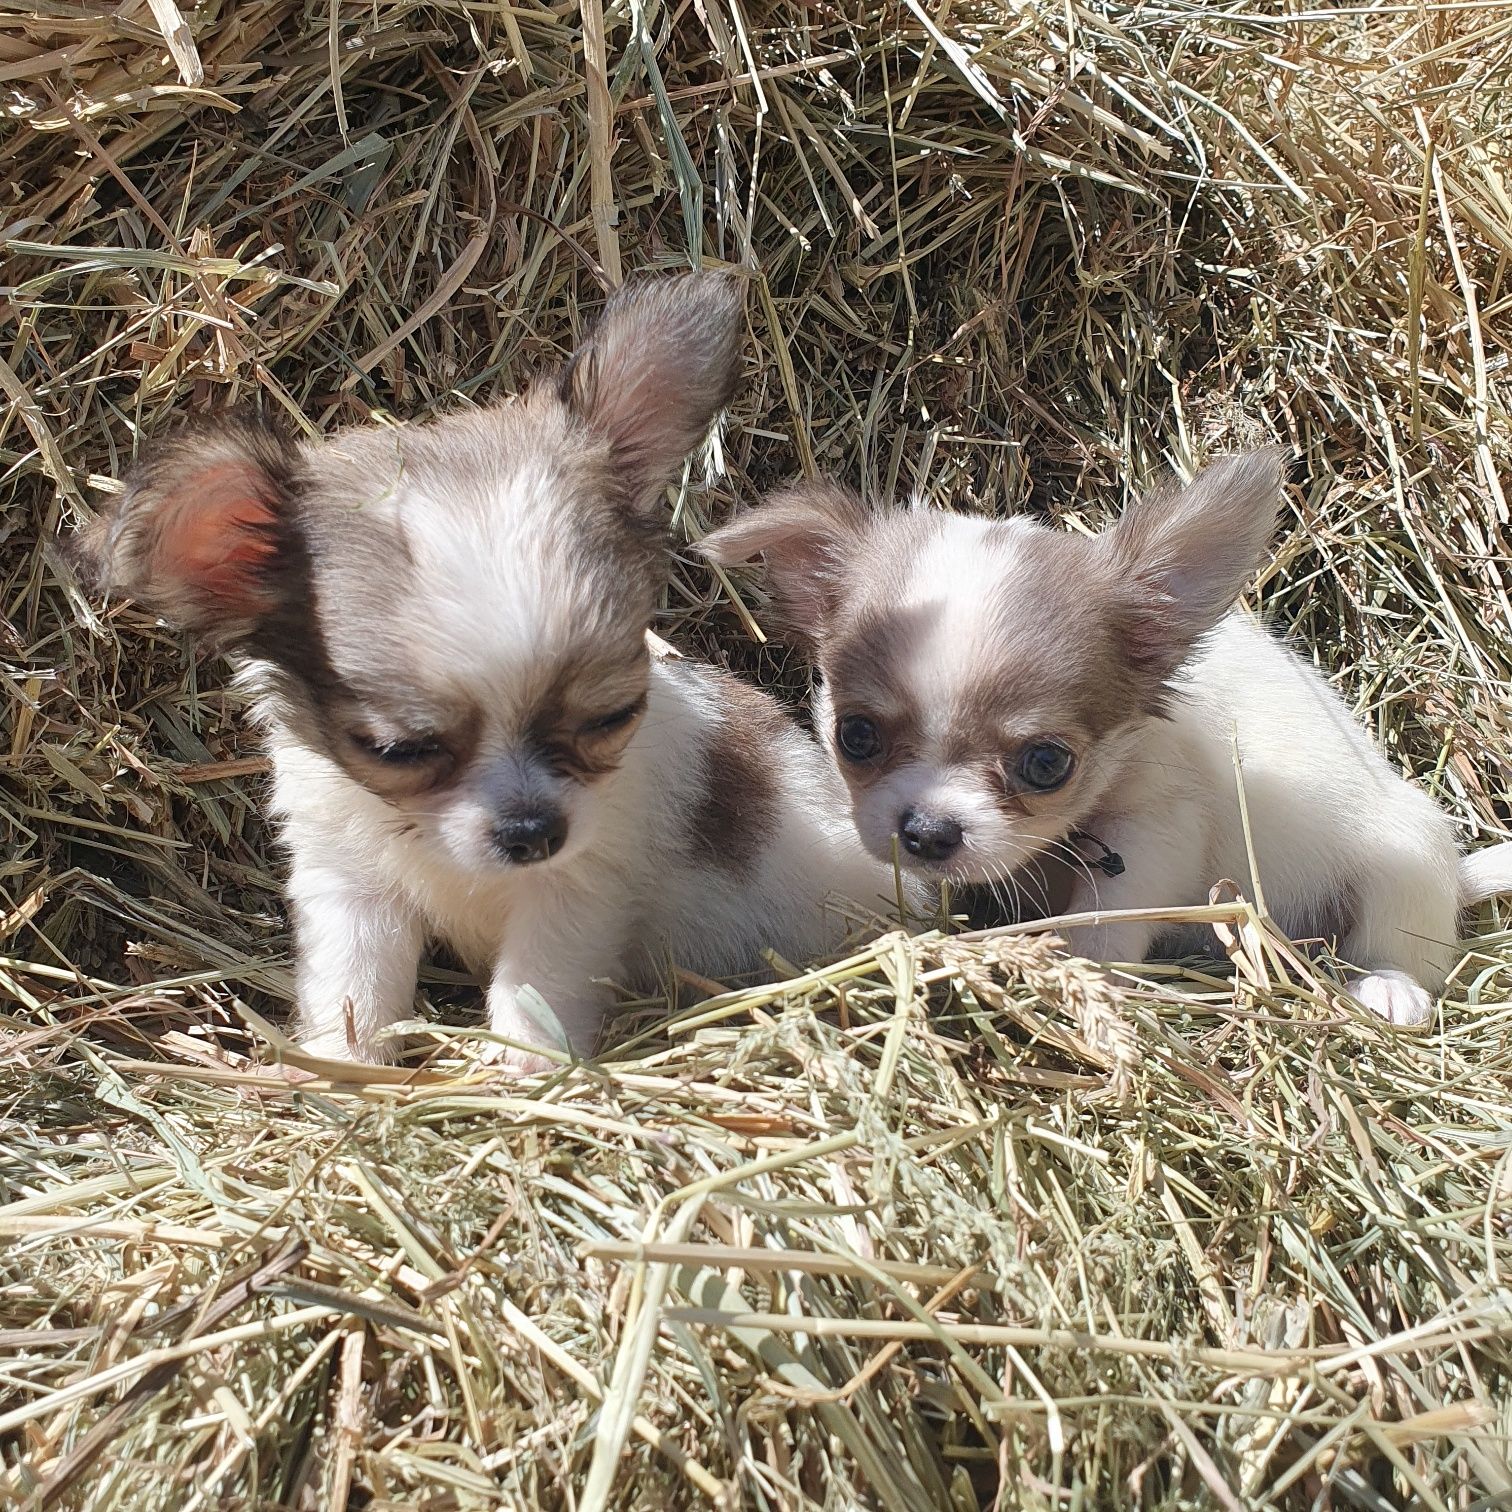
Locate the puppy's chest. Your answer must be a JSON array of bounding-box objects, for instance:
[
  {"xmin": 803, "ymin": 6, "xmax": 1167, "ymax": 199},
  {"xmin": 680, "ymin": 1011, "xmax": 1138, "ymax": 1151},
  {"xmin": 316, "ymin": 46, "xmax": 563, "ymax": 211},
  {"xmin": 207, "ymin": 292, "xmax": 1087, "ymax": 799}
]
[
  {"xmin": 378, "ymin": 824, "xmax": 644, "ymax": 970},
  {"xmin": 371, "ymin": 827, "xmax": 514, "ymax": 963},
  {"xmin": 421, "ymin": 872, "xmax": 514, "ymax": 965}
]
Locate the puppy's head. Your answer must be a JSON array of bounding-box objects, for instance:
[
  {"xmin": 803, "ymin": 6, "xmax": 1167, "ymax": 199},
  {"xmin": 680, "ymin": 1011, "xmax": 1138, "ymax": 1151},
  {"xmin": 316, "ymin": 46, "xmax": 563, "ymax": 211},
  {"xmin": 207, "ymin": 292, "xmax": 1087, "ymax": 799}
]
[
  {"xmin": 79, "ymin": 271, "xmax": 745, "ymax": 872},
  {"xmin": 703, "ymin": 450, "xmax": 1285, "ymax": 884}
]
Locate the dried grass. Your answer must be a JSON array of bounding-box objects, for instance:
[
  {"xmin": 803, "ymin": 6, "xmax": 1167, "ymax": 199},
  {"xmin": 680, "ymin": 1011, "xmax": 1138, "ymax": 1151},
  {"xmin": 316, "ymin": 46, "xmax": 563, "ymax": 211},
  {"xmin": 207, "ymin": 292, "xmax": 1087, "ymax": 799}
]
[{"xmin": 2, "ymin": 1, "xmax": 1512, "ymax": 1507}]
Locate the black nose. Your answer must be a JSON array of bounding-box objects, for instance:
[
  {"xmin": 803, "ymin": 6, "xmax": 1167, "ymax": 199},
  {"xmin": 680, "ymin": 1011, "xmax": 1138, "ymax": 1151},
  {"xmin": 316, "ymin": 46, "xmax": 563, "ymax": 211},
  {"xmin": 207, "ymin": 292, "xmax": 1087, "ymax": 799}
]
[
  {"xmin": 492, "ymin": 810, "xmax": 568, "ymax": 865},
  {"xmin": 898, "ymin": 807, "xmax": 963, "ymax": 863}
]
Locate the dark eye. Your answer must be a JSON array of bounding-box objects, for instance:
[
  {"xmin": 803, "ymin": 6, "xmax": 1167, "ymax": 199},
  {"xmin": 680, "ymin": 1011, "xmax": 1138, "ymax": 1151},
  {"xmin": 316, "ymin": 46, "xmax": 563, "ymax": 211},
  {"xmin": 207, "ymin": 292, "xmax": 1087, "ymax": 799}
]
[
  {"xmin": 353, "ymin": 733, "xmax": 442, "ymax": 765},
  {"xmin": 581, "ymin": 698, "xmax": 644, "ymax": 736},
  {"xmin": 1017, "ymin": 741, "xmax": 1075, "ymax": 791},
  {"xmin": 836, "ymin": 715, "xmax": 883, "ymax": 762}
]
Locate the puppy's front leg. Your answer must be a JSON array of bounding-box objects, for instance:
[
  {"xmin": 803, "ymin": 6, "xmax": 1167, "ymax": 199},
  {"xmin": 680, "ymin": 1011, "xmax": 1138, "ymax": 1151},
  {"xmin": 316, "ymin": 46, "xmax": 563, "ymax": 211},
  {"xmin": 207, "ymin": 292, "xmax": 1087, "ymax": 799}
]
[
  {"xmin": 485, "ymin": 884, "xmax": 627, "ymax": 1072},
  {"xmin": 287, "ymin": 857, "xmax": 423, "ymax": 1063},
  {"xmin": 1055, "ymin": 808, "xmax": 1205, "ymax": 968}
]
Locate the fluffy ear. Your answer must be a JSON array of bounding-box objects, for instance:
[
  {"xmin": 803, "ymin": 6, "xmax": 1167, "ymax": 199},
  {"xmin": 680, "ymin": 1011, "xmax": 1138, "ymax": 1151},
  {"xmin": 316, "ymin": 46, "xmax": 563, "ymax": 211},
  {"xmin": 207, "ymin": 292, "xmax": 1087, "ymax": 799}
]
[
  {"xmin": 699, "ymin": 480, "xmax": 870, "ymax": 644},
  {"xmin": 1105, "ymin": 446, "xmax": 1288, "ymax": 681},
  {"xmin": 561, "ymin": 270, "xmax": 745, "ymax": 512},
  {"xmin": 72, "ymin": 416, "xmax": 298, "ymax": 639}
]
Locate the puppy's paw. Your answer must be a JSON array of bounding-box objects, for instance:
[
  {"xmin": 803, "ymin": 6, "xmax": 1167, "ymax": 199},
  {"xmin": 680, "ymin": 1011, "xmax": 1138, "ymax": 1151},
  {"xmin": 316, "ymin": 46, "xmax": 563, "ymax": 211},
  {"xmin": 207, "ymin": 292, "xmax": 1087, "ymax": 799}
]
[
  {"xmin": 1347, "ymin": 970, "xmax": 1435, "ymax": 1028},
  {"xmin": 282, "ymin": 1040, "xmax": 384, "ymax": 1080},
  {"xmin": 474, "ymin": 1038, "xmax": 559, "ymax": 1078}
]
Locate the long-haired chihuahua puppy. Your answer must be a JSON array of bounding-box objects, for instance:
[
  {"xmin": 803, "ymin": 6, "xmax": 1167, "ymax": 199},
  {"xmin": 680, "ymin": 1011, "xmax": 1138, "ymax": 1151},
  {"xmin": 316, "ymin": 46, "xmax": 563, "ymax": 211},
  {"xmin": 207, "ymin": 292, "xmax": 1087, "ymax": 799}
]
[
  {"xmin": 78, "ymin": 273, "xmax": 902, "ymax": 1069},
  {"xmin": 703, "ymin": 450, "xmax": 1512, "ymax": 1026}
]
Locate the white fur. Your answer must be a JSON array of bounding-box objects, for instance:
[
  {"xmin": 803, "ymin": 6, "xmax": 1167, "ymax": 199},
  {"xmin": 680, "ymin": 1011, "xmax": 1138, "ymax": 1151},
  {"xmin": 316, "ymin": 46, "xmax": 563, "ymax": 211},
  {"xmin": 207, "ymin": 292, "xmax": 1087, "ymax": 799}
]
[
  {"xmin": 820, "ymin": 516, "xmax": 1142, "ymax": 888},
  {"xmin": 809, "ymin": 492, "xmax": 1512, "ymax": 1029},
  {"xmin": 319, "ymin": 458, "xmax": 636, "ymax": 880},
  {"xmin": 1458, "ymin": 843, "xmax": 1512, "ymax": 907},
  {"xmin": 1053, "ymin": 614, "xmax": 1467, "ymax": 1025},
  {"xmin": 271, "ymin": 654, "xmax": 903, "ymax": 1067},
  {"xmin": 94, "ymin": 272, "xmax": 881, "ymax": 1069}
]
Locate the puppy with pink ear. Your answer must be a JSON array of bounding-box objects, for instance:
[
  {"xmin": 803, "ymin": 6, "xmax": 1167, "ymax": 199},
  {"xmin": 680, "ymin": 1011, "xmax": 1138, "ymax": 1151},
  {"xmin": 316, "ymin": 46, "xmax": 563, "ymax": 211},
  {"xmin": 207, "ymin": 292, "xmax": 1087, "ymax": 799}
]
[
  {"xmin": 78, "ymin": 273, "xmax": 904, "ymax": 1069},
  {"xmin": 702, "ymin": 451, "xmax": 1512, "ymax": 1026}
]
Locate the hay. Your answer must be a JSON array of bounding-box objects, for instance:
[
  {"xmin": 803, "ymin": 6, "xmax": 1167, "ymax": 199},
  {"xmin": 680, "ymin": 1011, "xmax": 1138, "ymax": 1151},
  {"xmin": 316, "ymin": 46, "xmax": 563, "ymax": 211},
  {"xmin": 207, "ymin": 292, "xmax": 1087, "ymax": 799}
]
[{"xmin": 2, "ymin": 0, "xmax": 1512, "ymax": 1506}]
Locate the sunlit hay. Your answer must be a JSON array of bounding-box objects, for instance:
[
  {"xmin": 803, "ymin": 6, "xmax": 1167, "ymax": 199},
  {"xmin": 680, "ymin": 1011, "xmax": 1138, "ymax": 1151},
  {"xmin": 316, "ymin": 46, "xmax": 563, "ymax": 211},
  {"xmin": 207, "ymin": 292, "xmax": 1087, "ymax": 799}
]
[{"xmin": 2, "ymin": 2, "xmax": 1511, "ymax": 1507}]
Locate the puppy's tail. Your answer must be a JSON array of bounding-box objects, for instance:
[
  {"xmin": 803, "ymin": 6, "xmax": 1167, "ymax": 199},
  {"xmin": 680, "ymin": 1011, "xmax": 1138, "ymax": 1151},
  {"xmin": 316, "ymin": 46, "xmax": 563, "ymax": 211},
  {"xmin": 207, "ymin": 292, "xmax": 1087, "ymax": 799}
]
[{"xmin": 1459, "ymin": 843, "xmax": 1512, "ymax": 907}]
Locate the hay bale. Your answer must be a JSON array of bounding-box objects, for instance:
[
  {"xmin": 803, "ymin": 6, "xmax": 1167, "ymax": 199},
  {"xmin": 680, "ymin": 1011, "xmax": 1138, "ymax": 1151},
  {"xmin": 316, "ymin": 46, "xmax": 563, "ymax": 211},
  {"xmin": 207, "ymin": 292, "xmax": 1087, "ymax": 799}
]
[{"xmin": 2, "ymin": 1, "xmax": 1510, "ymax": 1506}]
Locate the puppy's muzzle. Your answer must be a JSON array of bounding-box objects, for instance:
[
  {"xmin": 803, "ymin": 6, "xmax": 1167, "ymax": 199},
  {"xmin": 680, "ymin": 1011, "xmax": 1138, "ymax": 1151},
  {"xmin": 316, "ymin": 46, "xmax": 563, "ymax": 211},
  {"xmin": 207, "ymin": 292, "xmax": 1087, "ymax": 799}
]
[
  {"xmin": 898, "ymin": 806, "xmax": 963, "ymax": 864},
  {"xmin": 492, "ymin": 808, "xmax": 568, "ymax": 865}
]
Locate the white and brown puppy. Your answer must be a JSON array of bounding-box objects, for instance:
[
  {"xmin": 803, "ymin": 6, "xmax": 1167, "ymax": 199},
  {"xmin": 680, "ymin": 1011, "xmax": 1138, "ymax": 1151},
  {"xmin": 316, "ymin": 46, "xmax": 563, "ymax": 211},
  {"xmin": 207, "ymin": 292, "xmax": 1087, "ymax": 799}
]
[
  {"xmin": 703, "ymin": 450, "xmax": 1512, "ymax": 1026},
  {"xmin": 78, "ymin": 273, "xmax": 903, "ymax": 1068}
]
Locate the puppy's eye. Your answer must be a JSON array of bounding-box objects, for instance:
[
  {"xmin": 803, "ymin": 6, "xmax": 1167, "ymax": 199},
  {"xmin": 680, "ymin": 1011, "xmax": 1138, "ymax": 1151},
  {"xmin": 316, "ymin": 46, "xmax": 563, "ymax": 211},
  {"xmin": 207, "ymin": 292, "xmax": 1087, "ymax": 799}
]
[
  {"xmin": 836, "ymin": 714, "xmax": 883, "ymax": 762},
  {"xmin": 580, "ymin": 698, "xmax": 644, "ymax": 736},
  {"xmin": 1017, "ymin": 741, "xmax": 1075, "ymax": 791},
  {"xmin": 353, "ymin": 733, "xmax": 442, "ymax": 765}
]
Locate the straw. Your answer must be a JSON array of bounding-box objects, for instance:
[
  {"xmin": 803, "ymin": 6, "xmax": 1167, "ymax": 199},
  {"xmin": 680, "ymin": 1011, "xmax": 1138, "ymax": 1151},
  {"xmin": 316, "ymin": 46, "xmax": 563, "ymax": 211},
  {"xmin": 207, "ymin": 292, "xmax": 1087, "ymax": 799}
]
[{"xmin": 2, "ymin": 1, "xmax": 1511, "ymax": 1506}]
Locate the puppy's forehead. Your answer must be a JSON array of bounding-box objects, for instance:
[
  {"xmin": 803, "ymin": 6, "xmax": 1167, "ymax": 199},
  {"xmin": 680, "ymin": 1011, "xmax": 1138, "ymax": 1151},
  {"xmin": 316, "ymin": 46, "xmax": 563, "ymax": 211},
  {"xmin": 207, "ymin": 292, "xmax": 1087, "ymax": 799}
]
[
  {"xmin": 836, "ymin": 514, "xmax": 1131, "ymax": 740},
  {"xmin": 297, "ymin": 399, "xmax": 658, "ymax": 694}
]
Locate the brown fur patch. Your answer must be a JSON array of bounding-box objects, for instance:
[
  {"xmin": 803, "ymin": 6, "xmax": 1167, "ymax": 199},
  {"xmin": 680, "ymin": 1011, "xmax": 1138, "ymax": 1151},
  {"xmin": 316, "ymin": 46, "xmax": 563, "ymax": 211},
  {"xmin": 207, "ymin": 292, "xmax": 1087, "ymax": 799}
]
[
  {"xmin": 972, "ymin": 530, "xmax": 1156, "ymax": 735},
  {"xmin": 687, "ymin": 667, "xmax": 789, "ymax": 876},
  {"xmin": 823, "ymin": 599, "xmax": 933, "ymax": 710},
  {"xmin": 820, "ymin": 599, "xmax": 941, "ymax": 782},
  {"xmin": 340, "ymin": 704, "xmax": 482, "ymax": 801},
  {"xmin": 528, "ymin": 658, "xmax": 650, "ymax": 782}
]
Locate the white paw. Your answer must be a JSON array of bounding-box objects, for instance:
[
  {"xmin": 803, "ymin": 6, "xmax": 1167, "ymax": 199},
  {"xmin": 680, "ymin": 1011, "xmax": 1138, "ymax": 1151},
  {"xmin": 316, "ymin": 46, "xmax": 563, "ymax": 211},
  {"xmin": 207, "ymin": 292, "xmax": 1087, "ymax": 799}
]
[
  {"xmin": 284, "ymin": 1030, "xmax": 380, "ymax": 1075},
  {"xmin": 474, "ymin": 1037, "xmax": 559, "ymax": 1077},
  {"xmin": 1347, "ymin": 970, "xmax": 1435, "ymax": 1028},
  {"xmin": 294, "ymin": 1033, "xmax": 367, "ymax": 1063},
  {"xmin": 485, "ymin": 984, "xmax": 570, "ymax": 1073}
]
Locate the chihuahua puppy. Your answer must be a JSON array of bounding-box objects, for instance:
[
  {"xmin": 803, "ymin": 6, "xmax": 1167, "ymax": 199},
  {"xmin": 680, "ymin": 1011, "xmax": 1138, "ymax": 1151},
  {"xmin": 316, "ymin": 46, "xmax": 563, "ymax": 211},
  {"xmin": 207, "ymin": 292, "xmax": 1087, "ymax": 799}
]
[
  {"xmin": 78, "ymin": 273, "xmax": 903, "ymax": 1068},
  {"xmin": 703, "ymin": 450, "xmax": 1512, "ymax": 1026}
]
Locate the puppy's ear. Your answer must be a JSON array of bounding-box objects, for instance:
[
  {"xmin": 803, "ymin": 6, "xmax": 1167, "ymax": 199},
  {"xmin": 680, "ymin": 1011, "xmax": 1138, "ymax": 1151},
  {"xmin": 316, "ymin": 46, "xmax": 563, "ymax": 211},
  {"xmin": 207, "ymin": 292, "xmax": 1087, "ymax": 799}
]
[
  {"xmin": 73, "ymin": 416, "xmax": 299, "ymax": 640},
  {"xmin": 1106, "ymin": 446, "xmax": 1288, "ymax": 680},
  {"xmin": 699, "ymin": 481, "xmax": 869, "ymax": 645},
  {"xmin": 562, "ymin": 270, "xmax": 745, "ymax": 513}
]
